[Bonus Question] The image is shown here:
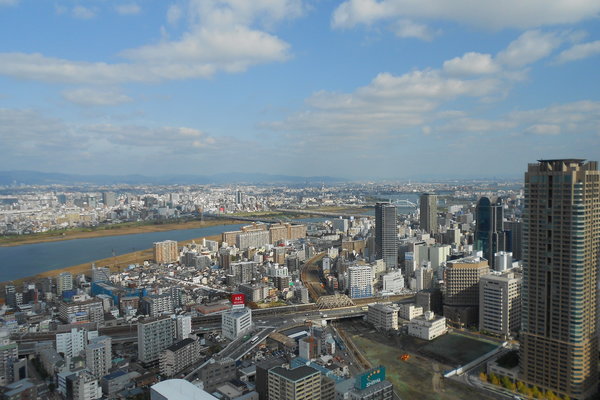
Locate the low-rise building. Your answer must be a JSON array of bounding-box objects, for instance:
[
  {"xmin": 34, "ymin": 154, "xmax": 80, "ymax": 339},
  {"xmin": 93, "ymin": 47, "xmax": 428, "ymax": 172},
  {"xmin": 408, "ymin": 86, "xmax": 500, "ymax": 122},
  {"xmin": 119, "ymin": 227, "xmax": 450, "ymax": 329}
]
[
  {"xmin": 221, "ymin": 307, "xmax": 252, "ymax": 341},
  {"xmin": 200, "ymin": 358, "xmax": 237, "ymax": 393},
  {"xmin": 398, "ymin": 303, "xmax": 423, "ymax": 321},
  {"xmin": 407, "ymin": 312, "xmax": 447, "ymax": 340},
  {"xmin": 367, "ymin": 303, "xmax": 399, "ymax": 331}
]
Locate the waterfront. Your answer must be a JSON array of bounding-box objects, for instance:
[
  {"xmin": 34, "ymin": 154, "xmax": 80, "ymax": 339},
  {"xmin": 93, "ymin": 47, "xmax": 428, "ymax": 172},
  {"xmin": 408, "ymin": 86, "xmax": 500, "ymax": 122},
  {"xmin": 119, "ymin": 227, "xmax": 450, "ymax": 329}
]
[{"xmin": 0, "ymin": 223, "xmax": 246, "ymax": 282}]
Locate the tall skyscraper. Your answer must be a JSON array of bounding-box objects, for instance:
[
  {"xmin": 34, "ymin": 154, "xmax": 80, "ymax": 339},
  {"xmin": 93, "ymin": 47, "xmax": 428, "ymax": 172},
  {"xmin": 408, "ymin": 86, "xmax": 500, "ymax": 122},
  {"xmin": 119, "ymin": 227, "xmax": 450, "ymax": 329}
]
[
  {"xmin": 419, "ymin": 193, "xmax": 438, "ymax": 234},
  {"xmin": 520, "ymin": 159, "xmax": 599, "ymax": 400},
  {"xmin": 475, "ymin": 197, "xmax": 508, "ymax": 269},
  {"xmin": 375, "ymin": 202, "xmax": 397, "ymax": 269}
]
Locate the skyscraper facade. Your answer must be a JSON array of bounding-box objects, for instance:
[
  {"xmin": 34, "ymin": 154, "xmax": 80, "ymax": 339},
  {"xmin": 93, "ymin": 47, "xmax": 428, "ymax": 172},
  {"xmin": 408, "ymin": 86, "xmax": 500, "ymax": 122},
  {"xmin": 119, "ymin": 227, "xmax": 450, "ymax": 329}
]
[
  {"xmin": 419, "ymin": 193, "xmax": 438, "ymax": 234},
  {"xmin": 375, "ymin": 202, "xmax": 397, "ymax": 269},
  {"xmin": 520, "ymin": 159, "xmax": 599, "ymax": 400},
  {"xmin": 475, "ymin": 197, "xmax": 508, "ymax": 269}
]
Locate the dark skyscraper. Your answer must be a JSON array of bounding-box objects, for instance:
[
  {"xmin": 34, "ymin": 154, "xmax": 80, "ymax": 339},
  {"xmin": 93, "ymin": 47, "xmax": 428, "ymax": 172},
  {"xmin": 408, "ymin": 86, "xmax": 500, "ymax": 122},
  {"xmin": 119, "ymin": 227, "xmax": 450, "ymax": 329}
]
[
  {"xmin": 520, "ymin": 159, "xmax": 599, "ymax": 400},
  {"xmin": 504, "ymin": 220, "xmax": 523, "ymax": 261},
  {"xmin": 375, "ymin": 202, "xmax": 397, "ymax": 269},
  {"xmin": 474, "ymin": 196, "xmax": 507, "ymax": 269},
  {"xmin": 419, "ymin": 193, "xmax": 438, "ymax": 234}
]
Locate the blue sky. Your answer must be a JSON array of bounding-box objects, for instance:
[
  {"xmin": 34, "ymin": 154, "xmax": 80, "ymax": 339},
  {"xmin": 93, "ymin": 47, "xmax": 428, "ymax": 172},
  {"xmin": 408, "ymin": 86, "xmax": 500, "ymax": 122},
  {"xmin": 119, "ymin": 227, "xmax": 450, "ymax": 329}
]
[{"xmin": 0, "ymin": 0, "xmax": 599, "ymax": 180}]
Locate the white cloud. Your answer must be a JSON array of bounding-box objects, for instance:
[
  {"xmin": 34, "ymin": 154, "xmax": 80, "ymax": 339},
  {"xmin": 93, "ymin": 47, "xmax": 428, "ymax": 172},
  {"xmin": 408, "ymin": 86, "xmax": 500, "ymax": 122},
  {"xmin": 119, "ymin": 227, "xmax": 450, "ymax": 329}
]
[
  {"xmin": 266, "ymin": 68, "xmax": 503, "ymax": 139},
  {"xmin": 555, "ymin": 40, "xmax": 600, "ymax": 63},
  {"xmin": 0, "ymin": 0, "xmax": 304, "ymax": 84},
  {"xmin": 62, "ymin": 87, "xmax": 133, "ymax": 106},
  {"xmin": 0, "ymin": 108, "xmax": 223, "ymax": 167},
  {"xmin": 524, "ymin": 124, "xmax": 561, "ymax": 135},
  {"xmin": 439, "ymin": 101, "xmax": 600, "ymax": 137},
  {"xmin": 167, "ymin": 4, "xmax": 183, "ymax": 25},
  {"xmin": 72, "ymin": 5, "xmax": 96, "ymax": 20},
  {"xmin": 443, "ymin": 52, "xmax": 500, "ymax": 76},
  {"xmin": 121, "ymin": 26, "xmax": 290, "ymax": 73},
  {"xmin": 393, "ymin": 19, "xmax": 437, "ymax": 41},
  {"xmin": 332, "ymin": 0, "xmax": 600, "ymax": 31},
  {"xmin": 497, "ymin": 30, "xmax": 563, "ymax": 67},
  {"xmin": 115, "ymin": 4, "xmax": 141, "ymax": 16}
]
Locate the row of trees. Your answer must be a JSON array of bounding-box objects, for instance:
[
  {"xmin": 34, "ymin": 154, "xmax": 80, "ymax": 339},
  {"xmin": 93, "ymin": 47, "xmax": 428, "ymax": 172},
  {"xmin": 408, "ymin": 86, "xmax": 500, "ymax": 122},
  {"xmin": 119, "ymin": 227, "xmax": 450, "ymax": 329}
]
[{"xmin": 479, "ymin": 372, "xmax": 570, "ymax": 400}]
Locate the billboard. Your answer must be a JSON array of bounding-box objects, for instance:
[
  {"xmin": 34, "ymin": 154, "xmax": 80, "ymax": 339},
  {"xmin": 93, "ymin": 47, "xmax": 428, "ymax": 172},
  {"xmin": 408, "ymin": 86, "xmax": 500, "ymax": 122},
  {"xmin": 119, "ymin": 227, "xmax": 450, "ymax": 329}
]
[
  {"xmin": 231, "ymin": 293, "xmax": 245, "ymax": 307},
  {"xmin": 354, "ymin": 366, "xmax": 386, "ymax": 390}
]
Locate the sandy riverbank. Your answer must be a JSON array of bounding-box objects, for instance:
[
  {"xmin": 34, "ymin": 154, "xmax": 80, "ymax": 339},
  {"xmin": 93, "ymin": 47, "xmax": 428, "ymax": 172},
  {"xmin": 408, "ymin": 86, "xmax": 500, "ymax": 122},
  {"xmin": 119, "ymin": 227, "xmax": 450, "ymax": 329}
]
[
  {"xmin": 0, "ymin": 234, "xmax": 222, "ymax": 288},
  {"xmin": 0, "ymin": 219, "xmax": 242, "ymax": 247}
]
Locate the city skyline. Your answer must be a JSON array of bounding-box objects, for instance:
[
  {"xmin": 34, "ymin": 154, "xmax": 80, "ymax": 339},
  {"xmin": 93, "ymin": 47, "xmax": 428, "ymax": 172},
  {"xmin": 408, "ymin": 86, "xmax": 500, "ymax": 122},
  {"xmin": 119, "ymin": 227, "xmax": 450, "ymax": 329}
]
[{"xmin": 0, "ymin": 1, "xmax": 599, "ymax": 180}]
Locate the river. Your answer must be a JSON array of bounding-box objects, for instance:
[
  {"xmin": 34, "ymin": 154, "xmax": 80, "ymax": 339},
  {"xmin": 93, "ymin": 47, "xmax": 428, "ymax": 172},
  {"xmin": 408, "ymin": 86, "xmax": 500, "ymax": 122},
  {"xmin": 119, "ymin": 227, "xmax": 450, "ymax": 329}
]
[{"xmin": 0, "ymin": 218, "xmax": 327, "ymax": 282}]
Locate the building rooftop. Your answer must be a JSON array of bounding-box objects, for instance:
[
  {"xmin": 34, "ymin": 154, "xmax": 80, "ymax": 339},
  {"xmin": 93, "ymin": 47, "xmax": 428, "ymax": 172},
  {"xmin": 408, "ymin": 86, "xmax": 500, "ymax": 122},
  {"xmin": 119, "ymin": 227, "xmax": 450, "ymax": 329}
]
[
  {"xmin": 166, "ymin": 338, "xmax": 196, "ymax": 352},
  {"xmin": 269, "ymin": 365, "xmax": 319, "ymax": 382},
  {"xmin": 151, "ymin": 379, "xmax": 218, "ymax": 400}
]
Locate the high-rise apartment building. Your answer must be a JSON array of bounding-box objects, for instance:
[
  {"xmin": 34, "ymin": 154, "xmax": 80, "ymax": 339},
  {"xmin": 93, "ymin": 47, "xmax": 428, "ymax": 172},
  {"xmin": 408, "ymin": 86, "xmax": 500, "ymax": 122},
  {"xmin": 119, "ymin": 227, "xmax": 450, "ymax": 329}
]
[
  {"xmin": 475, "ymin": 197, "xmax": 508, "ymax": 270},
  {"xmin": 520, "ymin": 159, "xmax": 599, "ymax": 399},
  {"xmin": 85, "ymin": 336, "xmax": 112, "ymax": 379},
  {"xmin": 153, "ymin": 240, "xmax": 179, "ymax": 264},
  {"xmin": 268, "ymin": 365, "xmax": 322, "ymax": 400},
  {"xmin": 137, "ymin": 315, "xmax": 176, "ymax": 365},
  {"xmin": 56, "ymin": 272, "xmax": 73, "ymax": 297},
  {"xmin": 479, "ymin": 271, "xmax": 521, "ymax": 337},
  {"xmin": 348, "ymin": 265, "xmax": 373, "ymax": 299},
  {"xmin": 159, "ymin": 338, "xmax": 201, "ymax": 377},
  {"xmin": 91, "ymin": 265, "xmax": 111, "ymax": 283},
  {"xmin": 0, "ymin": 329, "xmax": 18, "ymax": 386},
  {"xmin": 419, "ymin": 193, "xmax": 438, "ymax": 234},
  {"xmin": 375, "ymin": 202, "xmax": 398, "ymax": 269},
  {"xmin": 175, "ymin": 315, "xmax": 192, "ymax": 341}
]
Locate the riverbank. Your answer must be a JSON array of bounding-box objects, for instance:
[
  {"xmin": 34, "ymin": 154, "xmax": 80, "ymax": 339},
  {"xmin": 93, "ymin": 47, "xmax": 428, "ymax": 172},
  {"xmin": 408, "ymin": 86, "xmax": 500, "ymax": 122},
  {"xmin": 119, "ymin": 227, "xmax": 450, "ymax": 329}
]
[
  {"xmin": 0, "ymin": 218, "xmax": 243, "ymax": 247},
  {"xmin": 0, "ymin": 234, "xmax": 222, "ymax": 288}
]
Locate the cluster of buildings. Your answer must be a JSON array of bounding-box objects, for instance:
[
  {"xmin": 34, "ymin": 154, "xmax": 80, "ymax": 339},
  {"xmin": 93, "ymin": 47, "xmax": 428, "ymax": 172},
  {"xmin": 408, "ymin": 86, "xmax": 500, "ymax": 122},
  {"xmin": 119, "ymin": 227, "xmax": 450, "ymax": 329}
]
[{"xmin": 0, "ymin": 158, "xmax": 598, "ymax": 400}]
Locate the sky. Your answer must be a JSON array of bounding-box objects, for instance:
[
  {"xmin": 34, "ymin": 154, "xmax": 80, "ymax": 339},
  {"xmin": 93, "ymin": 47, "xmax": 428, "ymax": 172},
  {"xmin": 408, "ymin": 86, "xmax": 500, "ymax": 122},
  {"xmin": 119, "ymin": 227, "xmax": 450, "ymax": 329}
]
[{"xmin": 0, "ymin": 0, "xmax": 599, "ymax": 181}]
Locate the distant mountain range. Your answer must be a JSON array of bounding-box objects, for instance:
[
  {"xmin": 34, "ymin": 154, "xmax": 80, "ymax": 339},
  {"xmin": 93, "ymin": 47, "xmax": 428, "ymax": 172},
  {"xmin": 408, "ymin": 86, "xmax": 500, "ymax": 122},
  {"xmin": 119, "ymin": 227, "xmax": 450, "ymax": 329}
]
[{"xmin": 0, "ymin": 170, "xmax": 347, "ymax": 186}]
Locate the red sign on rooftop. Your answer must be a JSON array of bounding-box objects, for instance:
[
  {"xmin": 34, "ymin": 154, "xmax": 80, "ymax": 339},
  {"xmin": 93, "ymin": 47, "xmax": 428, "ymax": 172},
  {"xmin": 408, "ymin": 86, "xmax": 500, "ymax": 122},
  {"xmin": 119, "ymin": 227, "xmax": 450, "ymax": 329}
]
[{"xmin": 231, "ymin": 293, "xmax": 245, "ymax": 306}]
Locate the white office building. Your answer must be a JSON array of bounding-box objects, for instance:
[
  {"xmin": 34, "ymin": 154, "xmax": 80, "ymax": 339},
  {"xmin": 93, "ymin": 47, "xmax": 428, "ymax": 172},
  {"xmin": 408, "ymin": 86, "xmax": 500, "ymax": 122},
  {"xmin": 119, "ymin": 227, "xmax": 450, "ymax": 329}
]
[
  {"xmin": 221, "ymin": 307, "xmax": 252, "ymax": 341},
  {"xmin": 398, "ymin": 304, "xmax": 423, "ymax": 321},
  {"xmin": 479, "ymin": 271, "xmax": 521, "ymax": 336},
  {"xmin": 367, "ymin": 303, "xmax": 399, "ymax": 331},
  {"xmin": 493, "ymin": 251, "xmax": 513, "ymax": 272},
  {"xmin": 382, "ymin": 271, "xmax": 404, "ymax": 294},
  {"xmin": 407, "ymin": 312, "xmax": 447, "ymax": 340}
]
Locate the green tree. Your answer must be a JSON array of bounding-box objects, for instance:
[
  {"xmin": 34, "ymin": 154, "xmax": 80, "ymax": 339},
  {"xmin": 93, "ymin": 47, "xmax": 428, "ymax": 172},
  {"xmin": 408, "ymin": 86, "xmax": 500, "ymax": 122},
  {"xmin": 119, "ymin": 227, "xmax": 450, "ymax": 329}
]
[
  {"xmin": 479, "ymin": 372, "xmax": 488, "ymax": 382},
  {"xmin": 545, "ymin": 390, "xmax": 558, "ymax": 400},
  {"xmin": 489, "ymin": 373, "xmax": 500, "ymax": 385},
  {"xmin": 532, "ymin": 386, "xmax": 542, "ymax": 399},
  {"xmin": 501, "ymin": 375, "xmax": 512, "ymax": 389},
  {"xmin": 562, "ymin": 396, "xmax": 571, "ymax": 400}
]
